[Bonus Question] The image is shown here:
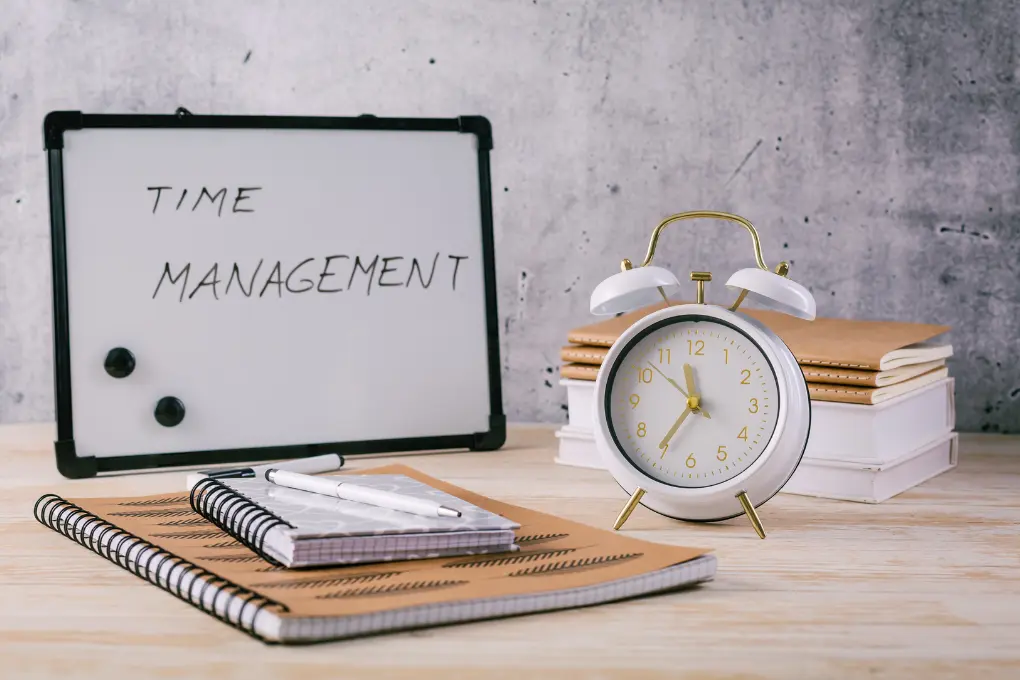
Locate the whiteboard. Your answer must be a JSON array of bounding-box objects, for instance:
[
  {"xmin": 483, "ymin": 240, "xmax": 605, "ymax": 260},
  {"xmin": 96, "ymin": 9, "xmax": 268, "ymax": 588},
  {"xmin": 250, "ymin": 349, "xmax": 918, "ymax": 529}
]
[{"xmin": 45, "ymin": 112, "xmax": 503, "ymax": 477}]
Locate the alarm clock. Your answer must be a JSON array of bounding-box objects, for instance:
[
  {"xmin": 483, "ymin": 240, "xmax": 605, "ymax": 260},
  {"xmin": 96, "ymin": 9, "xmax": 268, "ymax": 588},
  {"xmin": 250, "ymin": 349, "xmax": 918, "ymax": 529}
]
[{"xmin": 589, "ymin": 211, "xmax": 816, "ymax": 538}]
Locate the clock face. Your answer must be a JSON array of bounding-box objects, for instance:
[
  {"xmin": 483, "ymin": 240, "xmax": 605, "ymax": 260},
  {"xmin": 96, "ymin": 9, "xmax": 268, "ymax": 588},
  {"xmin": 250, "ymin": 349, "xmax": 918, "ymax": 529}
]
[{"xmin": 605, "ymin": 316, "xmax": 781, "ymax": 489}]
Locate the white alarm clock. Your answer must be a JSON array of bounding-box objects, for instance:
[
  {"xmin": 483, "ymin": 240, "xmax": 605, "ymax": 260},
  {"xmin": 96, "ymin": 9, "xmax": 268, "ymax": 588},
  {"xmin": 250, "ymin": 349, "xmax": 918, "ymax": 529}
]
[{"xmin": 589, "ymin": 211, "xmax": 816, "ymax": 538}]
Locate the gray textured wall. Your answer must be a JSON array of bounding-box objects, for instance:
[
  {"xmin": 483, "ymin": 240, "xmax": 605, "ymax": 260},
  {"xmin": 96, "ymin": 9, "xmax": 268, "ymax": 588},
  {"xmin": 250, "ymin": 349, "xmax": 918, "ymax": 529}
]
[{"xmin": 1, "ymin": 0, "xmax": 1018, "ymax": 433}]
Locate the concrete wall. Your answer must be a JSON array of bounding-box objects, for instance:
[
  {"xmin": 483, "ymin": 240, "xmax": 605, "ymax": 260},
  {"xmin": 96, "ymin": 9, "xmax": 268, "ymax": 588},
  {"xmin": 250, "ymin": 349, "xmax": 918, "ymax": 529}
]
[{"xmin": 1, "ymin": 0, "xmax": 1018, "ymax": 433}]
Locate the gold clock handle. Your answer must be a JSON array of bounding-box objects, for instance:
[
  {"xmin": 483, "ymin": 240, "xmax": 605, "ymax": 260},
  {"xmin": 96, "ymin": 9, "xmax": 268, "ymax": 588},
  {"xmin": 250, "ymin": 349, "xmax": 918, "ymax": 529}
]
[
  {"xmin": 638, "ymin": 211, "xmax": 777, "ymax": 270},
  {"xmin": 627, "ymin": 210, "xmax": 790, "ymax": 311}
]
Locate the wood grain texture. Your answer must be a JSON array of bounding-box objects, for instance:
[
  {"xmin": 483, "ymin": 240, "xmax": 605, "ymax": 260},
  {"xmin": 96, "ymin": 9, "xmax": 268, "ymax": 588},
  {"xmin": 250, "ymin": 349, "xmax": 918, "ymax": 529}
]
[{"xmin": 2, "ymin": 422, "xmax": 1019, "ymax": 679}]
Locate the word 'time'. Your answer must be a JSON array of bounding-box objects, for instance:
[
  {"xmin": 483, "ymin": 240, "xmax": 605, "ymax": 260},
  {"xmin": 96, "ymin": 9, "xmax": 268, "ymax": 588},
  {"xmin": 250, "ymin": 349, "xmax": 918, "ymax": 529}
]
[{"xmin": 148, "ymin": 186, "xmax": 262, "ymax": 217}]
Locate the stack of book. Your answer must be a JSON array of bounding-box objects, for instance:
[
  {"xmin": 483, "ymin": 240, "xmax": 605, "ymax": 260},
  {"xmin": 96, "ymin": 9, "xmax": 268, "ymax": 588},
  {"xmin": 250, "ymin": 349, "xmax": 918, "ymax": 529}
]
[{"xmin": 555, "ymin": 301, "xmax": 958, "ymax": 503}]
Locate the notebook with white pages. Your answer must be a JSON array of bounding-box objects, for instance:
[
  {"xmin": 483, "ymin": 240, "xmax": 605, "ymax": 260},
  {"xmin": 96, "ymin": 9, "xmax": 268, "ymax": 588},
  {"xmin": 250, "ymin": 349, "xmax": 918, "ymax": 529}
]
[
  {"xmin": 873, "ymin": 341, "xmax": 953, "ymax": 370},
  {"xmin": 800, "ymin": 359, "xmax": 946, "ymax": 388},
  {"xmin": 33, "ymin": 464, "xmax": 716, "ymax": 644},
  {"xmin": 807, "ymin": 365, "xmax": 950, "ymax": 405},
  {"xmin": 189, "ymin": 474, "xmax": 520, "ymax": 568}
]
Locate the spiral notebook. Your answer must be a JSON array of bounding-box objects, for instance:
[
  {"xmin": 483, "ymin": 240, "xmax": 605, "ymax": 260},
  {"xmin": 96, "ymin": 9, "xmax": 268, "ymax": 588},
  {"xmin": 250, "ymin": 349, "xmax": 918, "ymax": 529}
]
[
  {"xmin": 188, "ymin": 473, "xmax": 521, "ymax": 567},
  {"xmin": 33, "ymin": 464, "xmax": 716, "ymax": 644}
]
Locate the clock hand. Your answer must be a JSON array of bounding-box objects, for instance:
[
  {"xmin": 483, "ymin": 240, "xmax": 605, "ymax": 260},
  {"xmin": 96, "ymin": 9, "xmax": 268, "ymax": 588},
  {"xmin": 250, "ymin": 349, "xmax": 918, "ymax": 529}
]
[
  {"xmin": 682, "ymin": 363, "xmax": 712, "ymax": 419},
  {"xmin": 647, "ymin": 362, "xmax": 689, "ymax": 397},
  {"xmin": 683, "ymin": 362, "xmax": 697, "ymax": 395},
  {"xmin": 658, "ymin": 407, "xmax": 692, "ymax": 451}
]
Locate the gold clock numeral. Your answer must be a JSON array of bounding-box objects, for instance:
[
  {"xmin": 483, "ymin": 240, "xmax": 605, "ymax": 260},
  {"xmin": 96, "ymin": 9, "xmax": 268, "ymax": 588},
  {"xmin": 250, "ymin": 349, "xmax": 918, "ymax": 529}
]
[
  {"xmin": 740, "ymin": 369, "xmax": 751, "ymax": 385},
  {"xmin": 717, "ymin": 445, "xmax": 727, "ymax": 461},
  {"xmin": 687, "ymin": 339, "xmax": 705, "ymax": 356},
  {"xmin": 723, "ymin": 348, "xmax": 729, "ymax": 364},
  {"xmin": 629, "ymin": 394, "xmax": 640, "ymax": 408},
  {"xmin": 737, "ymin": 426, "xmax": 748, "ymax": 441},
  {"xmin": 637, "ymin": 422, "xmax": 647, "ymax": 437},
  {"xmin": 748, "ymin": 398, "xmax": 759, "ymax": 414},
  {"xmin": 685, "ymin": 453, "xmax": 696, "ymax": 468},
  {"xmin": 660, "ymin": 443, "xmax": 669, "ymax": 459},
  {"xmin": 658, "ymin": 348, "xmax": 671, "ymax": 364},
  {"xmin": 638, "ymin": 368, "xmax": 653, "ymax": 383}
]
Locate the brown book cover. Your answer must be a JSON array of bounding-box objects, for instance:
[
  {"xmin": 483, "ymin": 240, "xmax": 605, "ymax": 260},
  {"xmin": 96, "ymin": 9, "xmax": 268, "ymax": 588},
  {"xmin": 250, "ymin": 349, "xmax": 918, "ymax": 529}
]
[
  {"xmin": 560, "ymin": 363, "xmax": 950, "ymax": 406},
  {"xmin": 562, "ymin": 352, "xmax": 947, "ymax": 389},
  {"xmin": 565, "ymin": 301, "xmax": 950, "ymax": 371},
  {"xmin": 561, "ymin": 345, "xmax": 609, "ymax": 366},
  {"xmin": 34, "ymin": 464, "xmax": 714, "ymax": 644},
  {"xmin": 807, "ymin": 366, "xmax": 949, "ymax": 405},
  {"xmin": 801, "ymin": 359, "xmax": 947, "ymax": 388},
  {"xmin": 561, "ymin": 363, "xmax": 601, "ymax": 380}
]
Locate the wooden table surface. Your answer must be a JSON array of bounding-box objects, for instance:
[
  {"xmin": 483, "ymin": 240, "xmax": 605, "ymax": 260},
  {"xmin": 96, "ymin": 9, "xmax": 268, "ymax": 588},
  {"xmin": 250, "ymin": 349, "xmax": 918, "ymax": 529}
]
[{"xmin": 2, "ymin": 422, "xmax": 1019, "ymax": 679}]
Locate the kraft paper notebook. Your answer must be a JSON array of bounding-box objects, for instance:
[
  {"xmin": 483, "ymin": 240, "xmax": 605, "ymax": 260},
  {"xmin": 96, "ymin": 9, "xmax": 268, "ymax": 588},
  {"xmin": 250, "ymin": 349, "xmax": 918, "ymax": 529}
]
[
  {"xmin": 565, "ymin": 301, "xmax": 951, "ymax": 371},
  {"xmin": 188, "ymin": 473, "xmax": 520, "ymax": 568},
  {"xmin": 807, "ymin": 365, "xmax": 950, "ymax": 405},
  {"xmin": 560, "ymin": 350, "xmax": 947, "ymax": 388},
  {"xmin": 561, "ymin": 362, "xmax": 950, "ymax": 405},
  {"xmin": 561, "ymin": 362, "xmax": 601, "ymax": 381},
  {"xmin": 800, "ymin": 359, "xmax": 947, "ymax": 388},
  {"xmin": 34, "ymin": 464, "xmax": 716, "ymax": 644}
]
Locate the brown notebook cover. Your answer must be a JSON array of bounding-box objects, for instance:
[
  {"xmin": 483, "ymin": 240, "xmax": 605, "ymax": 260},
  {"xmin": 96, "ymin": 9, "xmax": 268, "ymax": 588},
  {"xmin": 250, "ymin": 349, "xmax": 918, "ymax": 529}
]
[
  {"xmin": 562, "ymin": 353, "xmax": 947, "ymax": 389},
  {"xmin": 560, "ymin": 363, "xmax": 950, "ymax": 406},
  {"xmin": 34, "ymin": 464, "xmax": 714, "ymax": 644},
  {"xmin": 565, "ymin": 301, "xmax": 950, "ymax": 371},
  {"xmin": 561, "ymin": 345, "xmax": 609, "ymax": 366},
  {"xmin": 807, "ymin": 366, "xmax": 949, "ymax": 405},
  {"xmin": 561, "ymin": 363, "xmax": 601, "ymax": 380},
  {"xmin": 801, "ymin": 359, "xmax": 947, "ymax": 388}
]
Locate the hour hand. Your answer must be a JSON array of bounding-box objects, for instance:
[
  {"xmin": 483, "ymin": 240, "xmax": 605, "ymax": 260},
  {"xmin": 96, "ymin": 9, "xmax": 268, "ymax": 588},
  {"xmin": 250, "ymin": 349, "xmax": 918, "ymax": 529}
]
[
  {"xmin": 647, "ymin": 362, "xmax": 688, "ymax": 397},
  {"xmin": 683, "ymin": 362, "xmax": 697, "ymax": 395},
  {"xmin": 682, "ymin": 363, "xmax": 711, "ymax": 419}
]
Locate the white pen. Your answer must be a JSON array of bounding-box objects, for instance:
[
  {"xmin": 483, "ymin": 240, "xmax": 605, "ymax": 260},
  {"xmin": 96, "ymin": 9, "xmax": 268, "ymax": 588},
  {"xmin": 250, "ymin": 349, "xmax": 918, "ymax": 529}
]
[
  {"xmin": 264, "ymin": 468, "xmax": 462, "ymax": 518},
  {"xmin": 186, "ymin": 454, "xmax": 345, "ymax": 491}
]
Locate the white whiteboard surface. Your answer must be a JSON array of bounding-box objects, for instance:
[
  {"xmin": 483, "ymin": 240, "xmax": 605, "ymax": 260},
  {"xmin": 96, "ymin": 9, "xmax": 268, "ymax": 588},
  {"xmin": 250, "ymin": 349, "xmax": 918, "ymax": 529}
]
[{"xmin": 58, "ymin": 125, "xmax": 494, "ymax": 459}]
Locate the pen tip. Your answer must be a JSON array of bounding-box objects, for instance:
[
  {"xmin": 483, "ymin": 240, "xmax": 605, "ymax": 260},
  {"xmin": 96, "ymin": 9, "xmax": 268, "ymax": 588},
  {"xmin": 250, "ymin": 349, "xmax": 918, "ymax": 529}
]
[
  {"xmin": 264, "ymin": 468, "xmax": 276, "ymax": 482},
  {"xmin": 438, "ymin": 506, "xmax": 462, "ymax": 518}
]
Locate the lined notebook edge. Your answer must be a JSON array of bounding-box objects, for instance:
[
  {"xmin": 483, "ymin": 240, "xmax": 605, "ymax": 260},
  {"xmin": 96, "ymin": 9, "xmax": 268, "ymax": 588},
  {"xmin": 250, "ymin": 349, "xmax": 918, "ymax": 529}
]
[
  {"xmin": 32, "ymin": 491, "xmax": 716, "ymax": 645},
  {"xmin": 269, "ymin": 553, "xmax": 718, "ymax": 643}
]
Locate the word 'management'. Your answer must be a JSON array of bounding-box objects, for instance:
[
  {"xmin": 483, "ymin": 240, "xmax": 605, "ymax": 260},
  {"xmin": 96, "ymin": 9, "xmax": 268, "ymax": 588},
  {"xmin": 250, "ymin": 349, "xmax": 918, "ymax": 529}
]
[{"xmin": 152, "ymin": 254, "xmax": 470, "ymax": 302}]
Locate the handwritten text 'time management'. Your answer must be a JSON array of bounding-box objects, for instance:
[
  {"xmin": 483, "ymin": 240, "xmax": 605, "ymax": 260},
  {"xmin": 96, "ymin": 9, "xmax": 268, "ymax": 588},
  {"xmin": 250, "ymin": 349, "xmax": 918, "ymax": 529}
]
[{"xmin": 145, "ymin": 185, "xmax": 470, "ymax": 301}]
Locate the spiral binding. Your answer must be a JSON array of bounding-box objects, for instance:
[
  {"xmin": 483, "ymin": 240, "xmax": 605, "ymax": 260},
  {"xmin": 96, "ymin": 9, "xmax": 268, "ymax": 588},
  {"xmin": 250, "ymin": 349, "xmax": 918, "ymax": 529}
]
[
  {"xmin": 32, "ymin": 493, "xmax": 288, "ymax": 641},
  {"xmin": 188, "ymin": 477, "xmax": 295, "ymax": 566}
]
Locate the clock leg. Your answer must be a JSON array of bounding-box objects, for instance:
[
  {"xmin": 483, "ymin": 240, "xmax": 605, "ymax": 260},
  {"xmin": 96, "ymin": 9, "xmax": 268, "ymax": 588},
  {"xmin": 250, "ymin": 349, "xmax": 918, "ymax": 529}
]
[
  {"xmin": 613, "ymin": 487, "xmax": 646, "ymax": 530},
  {"xmin": 736, "ymin": 491, "xmax": 767, "ymax": 539}
]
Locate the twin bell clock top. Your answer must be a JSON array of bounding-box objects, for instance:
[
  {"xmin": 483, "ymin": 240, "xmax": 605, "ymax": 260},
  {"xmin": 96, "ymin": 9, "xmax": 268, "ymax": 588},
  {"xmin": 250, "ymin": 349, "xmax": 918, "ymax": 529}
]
[{"xmin": 589, "ymin": 210, "xmax": 816, "ymax": 538}]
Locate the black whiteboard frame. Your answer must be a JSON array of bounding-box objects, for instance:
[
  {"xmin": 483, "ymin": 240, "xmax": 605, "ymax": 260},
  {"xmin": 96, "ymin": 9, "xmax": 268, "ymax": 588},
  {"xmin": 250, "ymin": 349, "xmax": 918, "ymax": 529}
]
[{"xmin": 43, "ymin": 109, "xmax": 505, "ymax": 479}]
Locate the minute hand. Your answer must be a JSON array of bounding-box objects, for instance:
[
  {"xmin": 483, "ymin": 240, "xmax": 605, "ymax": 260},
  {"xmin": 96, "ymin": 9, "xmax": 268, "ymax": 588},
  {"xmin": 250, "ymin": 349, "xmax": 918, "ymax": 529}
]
[{"xmin": 647, "ymin": 362, "xmax": 688, "ymax": 397}]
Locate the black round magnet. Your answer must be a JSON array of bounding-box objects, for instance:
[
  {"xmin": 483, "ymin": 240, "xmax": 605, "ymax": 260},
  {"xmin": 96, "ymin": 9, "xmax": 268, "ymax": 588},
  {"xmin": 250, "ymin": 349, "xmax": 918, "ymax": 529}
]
[
  {"xmin": 104, "ymin": 347, "xmax": 135, "ymax": 378},
  {"xmin": 154, "ymin": 396, "xmax": 186, "ymax": 427}
]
